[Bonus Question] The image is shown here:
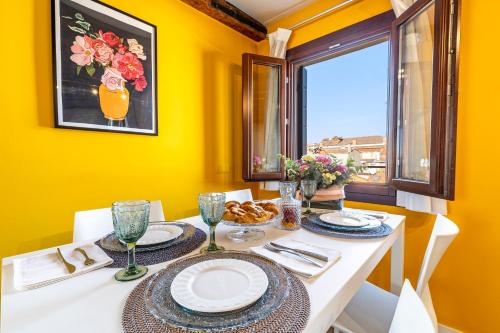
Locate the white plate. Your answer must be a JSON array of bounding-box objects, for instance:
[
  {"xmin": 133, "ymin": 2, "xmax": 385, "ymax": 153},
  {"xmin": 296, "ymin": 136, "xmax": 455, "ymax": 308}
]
[
  {"xmin": 319, "ymin": 212, "xmax": 371, "ymax": 227},
  {"xmin": 137, "ymin": 224, "xmax": 183, "ymax": 246},
  {"xmin": 170, "ymin": 259, "xmax": 269, "ymax": 313}
]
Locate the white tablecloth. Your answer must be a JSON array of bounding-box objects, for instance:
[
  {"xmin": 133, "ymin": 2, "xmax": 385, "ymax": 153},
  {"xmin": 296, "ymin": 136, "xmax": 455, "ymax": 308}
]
[{"xmin": 1, "ymin": 214, "xmax": 405, "ymax": 333}]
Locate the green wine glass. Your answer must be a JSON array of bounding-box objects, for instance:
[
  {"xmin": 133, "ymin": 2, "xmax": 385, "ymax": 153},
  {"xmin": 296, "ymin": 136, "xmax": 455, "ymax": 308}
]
[
  {"xmin": 112, "ymin": 200, "xmax": 150, "ymax": 281},
  {"xmin": 199, "ymin": 193, "xmax": 225, "ymax": 253},
  {"xmin": 301, "ymin": 179, "xmax": 317, "ymax": 214}
]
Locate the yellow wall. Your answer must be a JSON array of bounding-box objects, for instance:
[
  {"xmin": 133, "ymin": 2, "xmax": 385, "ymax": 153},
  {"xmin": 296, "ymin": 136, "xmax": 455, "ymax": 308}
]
[
  {"xmin": 1, "ymin": 0, "xmax": 499, "ymax": 331},
  {"xmin": 259, "ymin": 0, "xmax": 500, "ymax": 332},
  {"xmin": 0, "ymin": 0, "xmax": 258, "ymax": 257}
]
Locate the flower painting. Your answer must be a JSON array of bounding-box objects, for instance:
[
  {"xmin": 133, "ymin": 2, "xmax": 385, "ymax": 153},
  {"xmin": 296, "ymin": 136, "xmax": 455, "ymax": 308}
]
[{"xmin": 53, "ymin": 0, "xmax": 157, "ymax": 134}]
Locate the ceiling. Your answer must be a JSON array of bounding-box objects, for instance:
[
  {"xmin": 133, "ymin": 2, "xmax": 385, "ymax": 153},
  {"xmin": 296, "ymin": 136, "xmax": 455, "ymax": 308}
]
[{"xmin": 228, "ymin": 0, "xmax": 319, "ymax": 25}]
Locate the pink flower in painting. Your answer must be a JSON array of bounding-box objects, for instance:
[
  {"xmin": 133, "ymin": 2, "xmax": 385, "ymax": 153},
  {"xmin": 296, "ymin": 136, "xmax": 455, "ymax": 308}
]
[
  {"xmin": 117, "ymin": 44, "xmax": 128, "ymax": 55},
  {"xmin": 127, "ymin": 38, "xmax": 147, "ymax": 60},
  {"xmin": 299, "ymin": 164, "xmax": 309, "ymax": 173},
  {"xmin": 254, "ymin": 155, "xmax": 262, "ymax": 166},
  {"xmin": 112, "ymin": 52, "xmax": 144, "ymax": 80},
  {"xmin": 99, "ymin": 30, "xmax": 120, "ymax": 48},
  {"xmin": 92, "ymin": 39, "xmax": 114, "ymax": 66},
  {"xmin": 70, "ymin": 35, "xmax": 95, "ymax": 66},
  {"xmin": 132, "ymin": 75, "xmax": 147, "ymax": 92},
  {"xmin": 101, "ymin": 67, "xmax": 125, "ymax": 91}
]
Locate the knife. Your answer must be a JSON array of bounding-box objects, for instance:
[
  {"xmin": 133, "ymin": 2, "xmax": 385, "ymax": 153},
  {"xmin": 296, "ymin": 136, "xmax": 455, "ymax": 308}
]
[{"xmin": 269, "ymin": 242, "xmax": 329, "ymax": 263}]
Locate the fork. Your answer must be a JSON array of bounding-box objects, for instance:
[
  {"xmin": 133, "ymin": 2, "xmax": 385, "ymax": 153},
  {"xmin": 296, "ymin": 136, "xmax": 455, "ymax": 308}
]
[
  {"xmin": 264, "ymin": 243, "xmax": 325, "ymax": 268},
  {"xmin": 75, "ymin": 248, "xmax": 96, "ymax": 266},
  {"xmin": 56, "ymin": 248, "xmax": 76, "ymax": 273}
]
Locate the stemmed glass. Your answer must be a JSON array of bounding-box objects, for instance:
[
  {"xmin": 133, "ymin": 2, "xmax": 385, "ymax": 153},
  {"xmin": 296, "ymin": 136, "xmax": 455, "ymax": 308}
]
[
  {"xmin": 301, "ymin": 179, "xmax": 317, "ymax": 214},
  {"xmin": 199, "ymin": 193, "xmax": 226, "ymax": 253},
  {"xmin": 112, "ymin": 200, "xmax": 150, "ymax": 281}
]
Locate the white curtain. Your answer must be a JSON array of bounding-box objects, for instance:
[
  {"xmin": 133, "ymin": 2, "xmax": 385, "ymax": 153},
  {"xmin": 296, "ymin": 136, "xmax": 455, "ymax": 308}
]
[
  {"xmin": 391, "ymin": 0, "xmax": 447, "ymax": 215},
  {"xmin": 262, "ymin": 28, "xmax": 292, "ymax": 191},
  {"xmin": 263, "ymin": 28, "xmax": 292, "ymax": 172}
]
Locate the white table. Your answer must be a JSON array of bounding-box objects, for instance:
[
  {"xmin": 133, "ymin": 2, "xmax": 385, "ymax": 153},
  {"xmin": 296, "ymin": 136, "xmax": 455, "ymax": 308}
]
[{"xmin": 1, "ymin": 214, "xmax": 405, "ymax": 333}]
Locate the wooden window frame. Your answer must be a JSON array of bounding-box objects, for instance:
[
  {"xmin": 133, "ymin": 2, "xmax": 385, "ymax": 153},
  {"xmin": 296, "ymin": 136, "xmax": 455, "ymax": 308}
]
[
  {"xmin": 242, "ymin": 53, "xmax": 287, "ymax": 181},
  {"xmin": 286, "ymin": 11, "xmax": 398, "ymax": 205},
  {"xmin": 391, "ymin": 0, "xmax": 460, "ymax": 199}
]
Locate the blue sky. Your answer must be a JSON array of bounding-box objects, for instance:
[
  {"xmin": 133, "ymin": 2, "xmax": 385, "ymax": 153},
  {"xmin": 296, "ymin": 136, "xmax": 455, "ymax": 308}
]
[{"xmin": 305, "ymin": 41, "xmax": 389, "ymax": 144}]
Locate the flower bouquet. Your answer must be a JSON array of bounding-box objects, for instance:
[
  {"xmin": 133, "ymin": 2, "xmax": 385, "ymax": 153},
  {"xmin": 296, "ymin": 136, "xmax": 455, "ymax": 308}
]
[
  {"xmin": 63, "ymin": 12, "xmax": 148, "ymax": 121},
  {"xmin": 281, "ymin": 154, "xmax": 358, "ymax": 206}
]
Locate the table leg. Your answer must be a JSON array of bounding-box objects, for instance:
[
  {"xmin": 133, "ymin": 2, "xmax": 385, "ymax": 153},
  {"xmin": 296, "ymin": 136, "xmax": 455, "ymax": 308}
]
[{"xmin": 390, "ymin": 219, "xmax": 405, "ymax": 295}]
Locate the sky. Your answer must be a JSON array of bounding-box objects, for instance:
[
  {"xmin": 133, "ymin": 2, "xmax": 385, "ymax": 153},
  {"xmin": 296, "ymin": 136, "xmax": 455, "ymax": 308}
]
[{"xmin": 305, "ymin": 41, "xmax": 389, "ymax": 144}]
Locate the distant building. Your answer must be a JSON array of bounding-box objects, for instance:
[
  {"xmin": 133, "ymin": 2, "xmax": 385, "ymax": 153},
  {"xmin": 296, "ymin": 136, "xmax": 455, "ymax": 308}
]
[{"xmin": 307, "ymin": 135, "xmax": 387, "ymax": 183}]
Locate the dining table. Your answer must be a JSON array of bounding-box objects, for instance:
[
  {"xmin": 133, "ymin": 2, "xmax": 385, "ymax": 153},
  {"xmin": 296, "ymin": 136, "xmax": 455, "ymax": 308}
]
[{"xmin": 1, "ymin": 211, "xmax": 405, "ymax": 333}]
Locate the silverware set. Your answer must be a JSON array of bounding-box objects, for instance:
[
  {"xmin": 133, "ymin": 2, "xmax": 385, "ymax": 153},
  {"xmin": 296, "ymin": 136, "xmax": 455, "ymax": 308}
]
[
  {"xmin": 263, "ymin": 242, "xmax": 328, "ymax": 268},
  {"xmin": 56, "ymin": 247, "xmax": 96, "ymax": 274}
]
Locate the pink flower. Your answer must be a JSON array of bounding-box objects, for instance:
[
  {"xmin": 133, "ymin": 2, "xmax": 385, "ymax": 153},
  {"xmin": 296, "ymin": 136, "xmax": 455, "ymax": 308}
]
[
  {"xmin": 112, "ymin": 52, "xmax": 144, "ymax": 80},
  {"xmin": 253, "ymin": 155, "xmax": 262, "ymax": 166},
  {"xmin": 300, "ymin": 164, "xmax": 309, "ymax": 173},
  {"xmin": 70, "ymin": 35, "xmax": 95, "ymax": 66},
  {"xmin": 92, "ymin": 39, "xmax": 114, "ymax": 66},
  {"xmin": 132, "ymin": 75, "xmax": 147, "ymax": 92},
  {"xmin": 117, "ymin": 44, "xmax": 128, "ymax": 55},
  {"xmin": 315, "ymin": 155, "xmax": 332, "ymax": 166},
  {"xmin": 99, "ymin": 30, "xmax": 120, "ymax": 48},
  {"xmin": 101, "ymin": 67, "xmax": 125, "ymax": 91},
  {"xmin": 335, "ymin": 164, "xmax": 348, "ymax": 174}
]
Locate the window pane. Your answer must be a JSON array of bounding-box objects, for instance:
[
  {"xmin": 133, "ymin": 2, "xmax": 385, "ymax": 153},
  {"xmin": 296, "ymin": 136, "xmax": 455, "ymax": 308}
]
[
  {"xmin": 252, "ymin": 63, "xmax": 281, "ymax": 173},
  {"xmin": 397, "ymin": 2, "xmax": 435, "ymax": 182},
  {"xmin": 304, "ymin": 41, "xmax": 390, "ymax": 183}
]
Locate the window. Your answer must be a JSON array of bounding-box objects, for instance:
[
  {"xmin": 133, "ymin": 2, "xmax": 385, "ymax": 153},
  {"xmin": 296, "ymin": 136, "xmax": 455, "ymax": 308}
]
[
  {"xmin": 242, "ymin": 54, "xmax": 286, "ymax": 181},
  {"xmin": 392, "ymin": 0, "xmax": 459, "ymax": 199},
  {"xmin": 241, "ymin": 0, "xmax": 459, "ymax": 203},
  {"xmin": 302, "ymin": 41, "xmax": 390, "ymax": 185},
  {"xmin": 288, "ymin": 11, "xmax": 397, "ymax": 205}
]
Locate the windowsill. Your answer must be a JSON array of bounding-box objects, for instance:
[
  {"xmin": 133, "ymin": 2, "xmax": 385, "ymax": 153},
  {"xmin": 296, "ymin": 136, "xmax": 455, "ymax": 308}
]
[
  {"xmin": 345, "ymin": 183, "xmax": 396, "ymax": 206},
  {"xmin": 345, "ymin": 191, "xmax": 396, "ymax": 206}
]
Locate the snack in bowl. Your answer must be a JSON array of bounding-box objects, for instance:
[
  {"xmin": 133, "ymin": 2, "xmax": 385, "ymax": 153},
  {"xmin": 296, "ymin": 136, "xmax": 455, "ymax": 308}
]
[{"xmin": 223, "ymin": 201, "xmax": 279, "ymax": 224}]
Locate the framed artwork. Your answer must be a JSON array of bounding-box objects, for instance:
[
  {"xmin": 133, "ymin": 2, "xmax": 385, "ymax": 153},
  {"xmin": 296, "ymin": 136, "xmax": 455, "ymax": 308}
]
[{"xmin": 52, "ymin": 0, "xmax": 158, "ymax": 135}]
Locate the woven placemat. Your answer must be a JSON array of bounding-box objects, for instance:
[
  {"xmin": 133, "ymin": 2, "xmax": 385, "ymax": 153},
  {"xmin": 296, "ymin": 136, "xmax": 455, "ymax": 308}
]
[
  {"xmin": 96, "ymin": 228, "xmax": 206, "ymax": 268},
  {"xmin": 122, "ymin": 252, "xmax": 310, "ymax": 333},
  {"xmin": 301, "ymin": 216, "xmax": 393, "ymax": 239}
]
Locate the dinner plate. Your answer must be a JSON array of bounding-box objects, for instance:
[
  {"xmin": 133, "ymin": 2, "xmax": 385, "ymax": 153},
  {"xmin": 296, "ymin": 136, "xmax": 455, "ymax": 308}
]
[
  {"xmin": 137, "ymin": 224, "xmax": 183, "ymax": 246},
  {"xmin": 319, "ymin": 211, "xmax": 370, "ymax": 227},
  {"xmin": 100, "ymin": 222, "xmax": 193, "ymax": 252},
  {"xmin": 309, "ymin": 214, "xmax": 382, "ymax": 231},
  {"xmin": 170, "ymin": 259, "xmax": 269, "ymax": 313},
  {"xmin": 144, "ymin": 251, "xmax": 290, "ymax": 331}
]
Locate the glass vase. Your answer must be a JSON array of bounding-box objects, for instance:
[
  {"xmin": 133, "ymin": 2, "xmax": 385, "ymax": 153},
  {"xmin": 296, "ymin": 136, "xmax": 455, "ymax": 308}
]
[{"xmin": 276, "ymin": 181, "xmax": 301, "ymax": 230}]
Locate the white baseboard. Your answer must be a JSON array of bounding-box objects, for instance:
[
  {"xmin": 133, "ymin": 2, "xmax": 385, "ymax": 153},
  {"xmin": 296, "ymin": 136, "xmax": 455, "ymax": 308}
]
[{"xmin": 438, "ymin": 323, "xmax": 462, "ymax": 333}]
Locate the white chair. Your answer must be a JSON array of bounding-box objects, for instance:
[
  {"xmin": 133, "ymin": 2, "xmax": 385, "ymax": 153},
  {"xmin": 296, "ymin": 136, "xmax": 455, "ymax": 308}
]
[
  {"xmin": 388, "ymin": 280, "xmax": 435, "ymax": 333},
  {"xmin": 224, "ymin": 189, "xmax": 253, "ymax": 202},
  {"xmin": 73, "ymin": 200, "xmax": 165, "ymax": 242},
  {"xmin": 333, "ymin": 214, "xmax": 459, "ymax": 333}
]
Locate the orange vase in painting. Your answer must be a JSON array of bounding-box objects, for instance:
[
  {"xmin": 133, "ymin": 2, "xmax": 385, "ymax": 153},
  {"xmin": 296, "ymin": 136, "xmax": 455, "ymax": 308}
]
[{"xmin": 98, "ymin": 84, "xmax": 130, "ymax": 121}]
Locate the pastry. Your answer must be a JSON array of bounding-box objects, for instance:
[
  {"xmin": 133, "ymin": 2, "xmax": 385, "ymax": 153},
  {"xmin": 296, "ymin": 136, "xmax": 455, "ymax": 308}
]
[
  {"xmin": 223, "ymin": 200, "xmax": 280, "ymax": 224},
  {"xmin": 225, "ymin": 201, "xmax": 240, "ymax": 209}
]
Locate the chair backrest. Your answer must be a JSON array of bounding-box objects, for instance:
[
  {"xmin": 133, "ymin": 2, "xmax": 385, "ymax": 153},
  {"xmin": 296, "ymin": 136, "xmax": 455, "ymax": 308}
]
[
  {"xmin": 389, "ymin": 280, "xmax": 436, "ymax": 333},
  {"xmin": 224, "ymin": 189, "xmax": 253, "ymax": 202},
  {"xmin": 73, "ymin": 200, "xmax": 165, "ymax": 242},
  {"xmin": 416, "ymin": 214, "xmax": 459, "ymax": 295}
]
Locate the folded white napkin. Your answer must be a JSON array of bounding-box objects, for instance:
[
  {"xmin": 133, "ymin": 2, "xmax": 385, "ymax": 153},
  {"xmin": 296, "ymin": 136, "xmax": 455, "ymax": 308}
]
[
  {"xmin": 342, "ymin": 208, "xmax": 389, "ymax": 221},
  {"xmin": 251, "ymin": 239, "xmax": 341, "ymax": 278},
  {"xmin": 13, "ymin": 243, "xmax": 113, "ymax": 291}
]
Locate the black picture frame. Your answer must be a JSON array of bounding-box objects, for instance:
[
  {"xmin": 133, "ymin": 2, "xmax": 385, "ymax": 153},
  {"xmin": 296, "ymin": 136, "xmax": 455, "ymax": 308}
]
[{"xmin": 52, "ymin": 0, "xmax": 158, "ymax": 135}]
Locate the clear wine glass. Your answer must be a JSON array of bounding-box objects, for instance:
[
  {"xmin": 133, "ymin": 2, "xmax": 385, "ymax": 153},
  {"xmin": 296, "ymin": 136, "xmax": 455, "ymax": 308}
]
[
  {"xmin": 199, "ymin": 193, "xmax": 226, "ymax": 253},
  {"xmin": 112, "ymin": 200, "xmax": 150, "ymax": 281},
  {"xmin": 301, "ymin": 179, "xmax": 317, "ymax": 214}
]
